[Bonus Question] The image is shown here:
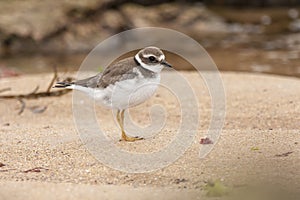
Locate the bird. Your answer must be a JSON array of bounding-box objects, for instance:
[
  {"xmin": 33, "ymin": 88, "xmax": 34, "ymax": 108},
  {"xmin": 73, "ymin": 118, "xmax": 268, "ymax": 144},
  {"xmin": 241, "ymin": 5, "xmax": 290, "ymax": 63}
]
[{"xmin": 54, "ymin": 46, "xmax": 172, "ymax": 142}]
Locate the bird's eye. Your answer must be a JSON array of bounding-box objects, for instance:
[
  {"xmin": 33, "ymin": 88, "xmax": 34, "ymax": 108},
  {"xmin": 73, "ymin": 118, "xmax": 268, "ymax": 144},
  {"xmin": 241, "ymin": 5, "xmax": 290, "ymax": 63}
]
[{"xmin": 149, "ymin": 56, "xmax": 156, "ymax": 62}]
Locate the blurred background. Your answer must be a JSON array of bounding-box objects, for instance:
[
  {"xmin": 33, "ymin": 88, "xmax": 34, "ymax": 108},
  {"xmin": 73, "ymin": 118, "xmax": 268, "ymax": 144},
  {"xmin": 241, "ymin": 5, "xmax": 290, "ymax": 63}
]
[{"xmin": 0, "ymin": 0, "xmax": 300, "ymax": 77}]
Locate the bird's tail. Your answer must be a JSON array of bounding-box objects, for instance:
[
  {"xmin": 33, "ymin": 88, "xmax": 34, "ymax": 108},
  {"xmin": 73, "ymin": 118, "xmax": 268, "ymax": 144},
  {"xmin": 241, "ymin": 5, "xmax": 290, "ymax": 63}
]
[{"xmin": 53, "ymin": 82, "xmax": 74, "ymax": 89}]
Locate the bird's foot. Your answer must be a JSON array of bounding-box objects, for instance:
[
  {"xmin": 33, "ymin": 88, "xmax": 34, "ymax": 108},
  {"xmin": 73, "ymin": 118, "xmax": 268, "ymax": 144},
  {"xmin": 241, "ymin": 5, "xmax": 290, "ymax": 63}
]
[{"xmin": 120, "ymin": 133, "xmax": 144, "ymax": 142}]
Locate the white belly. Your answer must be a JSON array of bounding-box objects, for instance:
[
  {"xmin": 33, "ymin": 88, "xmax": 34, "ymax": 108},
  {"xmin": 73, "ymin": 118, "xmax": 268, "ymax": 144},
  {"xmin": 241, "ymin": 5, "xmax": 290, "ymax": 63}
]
[{"xmin": 81, "ymin": 75, "xmax": 160, "ymax": 110}]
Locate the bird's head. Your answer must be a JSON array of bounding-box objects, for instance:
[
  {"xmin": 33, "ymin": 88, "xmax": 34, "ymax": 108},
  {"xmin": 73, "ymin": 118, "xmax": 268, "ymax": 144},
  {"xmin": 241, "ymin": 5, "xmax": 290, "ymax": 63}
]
[{"xmin": 134, "ymin": 46, "xmax": 172, "ymax": 73}]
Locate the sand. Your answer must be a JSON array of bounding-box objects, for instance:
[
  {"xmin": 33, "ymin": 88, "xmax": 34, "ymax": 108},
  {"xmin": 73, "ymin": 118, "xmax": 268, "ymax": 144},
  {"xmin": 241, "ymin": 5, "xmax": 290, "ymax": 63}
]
[{"xmin": 0, "ymin": 71, "xmax": 299, "ymax": 199}]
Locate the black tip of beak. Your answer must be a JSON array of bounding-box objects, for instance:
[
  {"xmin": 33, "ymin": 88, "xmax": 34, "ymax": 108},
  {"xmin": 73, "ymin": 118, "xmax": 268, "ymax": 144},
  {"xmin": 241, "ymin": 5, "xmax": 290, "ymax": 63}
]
[{"xmin": 161, "ymin": 60, "xmax": 172, "ymax": 68}]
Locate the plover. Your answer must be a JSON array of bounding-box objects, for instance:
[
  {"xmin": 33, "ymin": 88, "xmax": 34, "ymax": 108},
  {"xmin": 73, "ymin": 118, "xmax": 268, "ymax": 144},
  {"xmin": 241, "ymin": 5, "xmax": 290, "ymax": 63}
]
[{"xmin": 55, "ymin": 46, "xmax": 172, "ymax": 142}]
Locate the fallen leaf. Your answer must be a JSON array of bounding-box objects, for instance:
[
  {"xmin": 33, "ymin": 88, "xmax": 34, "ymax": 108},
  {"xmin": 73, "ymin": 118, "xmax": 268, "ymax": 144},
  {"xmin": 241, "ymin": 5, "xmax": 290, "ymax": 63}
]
[
  {"xmin": 200, "ymin": 137, "xmax": 213, "ymax": 144},
  {"xmin": 251, "ymin": 147, "xmax": 259, "ymax": 151}
]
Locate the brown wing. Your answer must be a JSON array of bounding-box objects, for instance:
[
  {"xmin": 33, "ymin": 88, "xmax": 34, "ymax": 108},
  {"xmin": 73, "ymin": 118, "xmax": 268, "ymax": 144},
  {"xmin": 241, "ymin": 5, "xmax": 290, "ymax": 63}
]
[{"xmin": 97, "ymin": 57, "xmax": 139, "ymax": 88}]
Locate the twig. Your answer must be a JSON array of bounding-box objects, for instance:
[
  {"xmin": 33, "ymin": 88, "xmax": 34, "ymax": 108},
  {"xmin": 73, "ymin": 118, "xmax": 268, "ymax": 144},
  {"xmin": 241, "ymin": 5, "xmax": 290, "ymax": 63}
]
[
  {"xmin": 0, "ymin": 88, "xmax": 11, "ymax": 93},
  {"xmin": 28, "ymin": 86, "xmax": 39, "ymax": 95},
  {"xmin": 0, "ymin": 70, "xmax": 72, "ymax": 115},
  {"xmin": 0, "ymin": 90, "xmax": 71, "ymax": 99},
  {"xmin": 46, "ymin": 65, "xmax": 58, "ymax": 93},
  {"xmin": 275, "ymin": 151, "xmax": 293, "ymax": 157},
  {"xmin": 22, "ymin": 167, "xmax": 49, "ymax": 173},
  {"xmin": 17, "ymin": 98, "xmax": 26, "ymax": 115},
  {"xmin": 0, "ymin": 69, "xmax": 72, "ymax": 100},
  {"xmin": 0, "ymin": 168, "xmax": 17, "ymax": 172},
  {"xmin": 28, "ymin": 105, "xmax": 47, "ymax": 114}
]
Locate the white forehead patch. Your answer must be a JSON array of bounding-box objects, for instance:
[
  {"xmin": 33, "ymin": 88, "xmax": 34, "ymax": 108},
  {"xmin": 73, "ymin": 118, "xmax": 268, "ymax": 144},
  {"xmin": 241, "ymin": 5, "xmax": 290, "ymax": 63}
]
[
  {"xmin": 143, "ymin": 54, "xmax": 156, "ymax": 58},
  {"xmin": 159, "ymin": 54, "xmax": 165, "ymax": 61}
]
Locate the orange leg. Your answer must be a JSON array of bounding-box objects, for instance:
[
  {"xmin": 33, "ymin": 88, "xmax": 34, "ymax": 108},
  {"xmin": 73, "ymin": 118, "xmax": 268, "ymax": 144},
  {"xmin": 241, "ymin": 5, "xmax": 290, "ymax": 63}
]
[{"xmin": 116, "ymin": 109, "xmax": 143, "ymax": 142}]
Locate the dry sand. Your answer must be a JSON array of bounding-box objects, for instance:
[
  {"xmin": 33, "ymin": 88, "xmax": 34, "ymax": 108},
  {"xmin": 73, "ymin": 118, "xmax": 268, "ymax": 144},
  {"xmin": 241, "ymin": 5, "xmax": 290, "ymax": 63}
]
[{"xmin": 0, "ymin": 71, "xmax": 299, "ymax": 199}]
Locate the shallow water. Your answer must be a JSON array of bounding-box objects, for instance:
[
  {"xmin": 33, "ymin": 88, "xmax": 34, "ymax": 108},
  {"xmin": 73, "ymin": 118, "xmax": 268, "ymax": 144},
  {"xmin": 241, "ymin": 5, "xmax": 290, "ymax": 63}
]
[
  {"xmin": 1, "ymin": 6, "xmax": 300, "ymax": 78},
  {"xmin": 1, "ymin": 47, "xmax": 299, "ymax": 78}
]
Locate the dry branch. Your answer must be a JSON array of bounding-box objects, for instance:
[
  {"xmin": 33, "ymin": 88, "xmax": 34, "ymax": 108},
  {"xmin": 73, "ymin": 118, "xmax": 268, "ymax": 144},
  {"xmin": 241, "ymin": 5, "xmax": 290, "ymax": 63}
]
[
  {"xmin": 0, "ymin": 66, "xmax": 72, "ymax": 100},
  {"xmin": 0, "ymin": 88, "xmax": 11, "ymax": 93},
  {"xmin": 0, "ymin": 67, "xmax": 72, "ymax": 114},
  {"xmin": 17, "ymin": 98, "xmax": 26, "ymax": 115},
  {"xmin": 0, "ymin": 90, "xmax": 71, "ymax": 99},
  {"xmin": 46, "ymin": 65, "xmax": 58, "ymax": 93}
]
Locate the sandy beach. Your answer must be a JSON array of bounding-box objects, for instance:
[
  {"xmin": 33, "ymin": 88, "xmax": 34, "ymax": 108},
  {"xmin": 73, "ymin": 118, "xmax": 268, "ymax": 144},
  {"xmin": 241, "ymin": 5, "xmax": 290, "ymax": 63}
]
[{"xmin": 0, "ymin": 71, "xmax": 299, "ymax": 199}]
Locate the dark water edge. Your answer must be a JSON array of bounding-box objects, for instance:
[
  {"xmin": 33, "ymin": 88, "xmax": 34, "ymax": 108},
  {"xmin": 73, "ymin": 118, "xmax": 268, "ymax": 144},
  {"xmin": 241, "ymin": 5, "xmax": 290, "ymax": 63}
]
[{"xmin": 1, "ymin": 48, "xmax": 299, "ymax": 79}]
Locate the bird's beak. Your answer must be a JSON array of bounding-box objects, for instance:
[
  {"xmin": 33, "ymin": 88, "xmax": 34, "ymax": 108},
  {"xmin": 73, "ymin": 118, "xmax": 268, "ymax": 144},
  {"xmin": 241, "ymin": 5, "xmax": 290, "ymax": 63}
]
[{"xmin": 161, "ymin": 60, "xmax": 172, "ymax": 68}]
